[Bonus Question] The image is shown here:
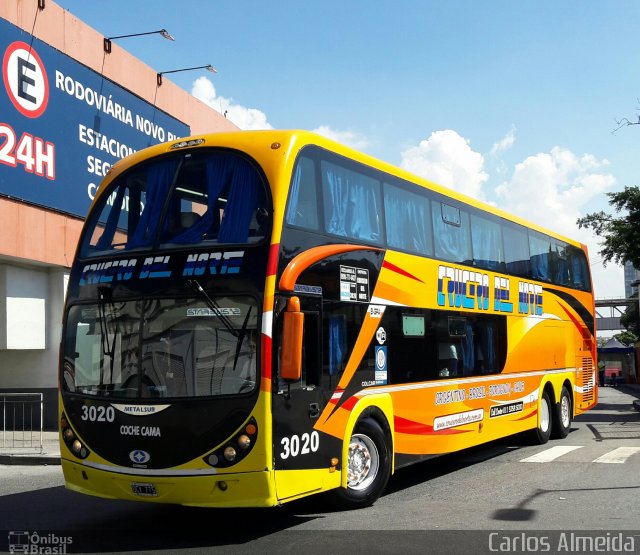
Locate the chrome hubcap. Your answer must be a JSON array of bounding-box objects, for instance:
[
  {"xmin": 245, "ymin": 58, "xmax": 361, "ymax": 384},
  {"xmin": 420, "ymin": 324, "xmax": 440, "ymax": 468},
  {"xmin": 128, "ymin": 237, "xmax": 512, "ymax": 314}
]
[
  {"xmin": 560, "ymin": 395, "xmax": 571, "ymax": 428},
  {"xmin": 347, "ymin": 434, "xmax": 379, "ymax": 491},
  {"xmin": 540, "ymin": 397, "xmax": 550, "ymax": 433}
]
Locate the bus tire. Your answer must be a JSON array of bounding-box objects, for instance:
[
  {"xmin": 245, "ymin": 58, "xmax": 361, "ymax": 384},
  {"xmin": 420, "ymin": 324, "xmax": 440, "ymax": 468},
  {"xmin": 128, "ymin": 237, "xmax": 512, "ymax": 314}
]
[
  {"xmin": 332, "ymin": 417, "xmax": 391, "ymax": 509},
  {"xmin": 531, "ymin": 389, "xmax": 552, "ymax": 444},
  {"xmin": 551, "ymin": 386, "xmax": 572, "ymax": 439}
]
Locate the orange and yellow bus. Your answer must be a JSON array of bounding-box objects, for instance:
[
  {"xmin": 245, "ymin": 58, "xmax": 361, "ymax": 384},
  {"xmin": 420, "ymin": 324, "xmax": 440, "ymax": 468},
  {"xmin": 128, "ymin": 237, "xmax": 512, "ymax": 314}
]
[{"xmin": 59, "ymin": 130, "xmax": 597, "ymax": 508}]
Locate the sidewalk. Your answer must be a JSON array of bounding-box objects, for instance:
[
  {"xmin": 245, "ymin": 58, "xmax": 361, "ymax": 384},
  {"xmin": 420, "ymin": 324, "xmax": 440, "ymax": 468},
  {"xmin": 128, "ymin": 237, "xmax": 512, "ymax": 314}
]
[
  {"xmin": 616, "ymin": 382, "xmax": 640, "ymax": 411},
  {"xmin": 0, "ymin": 430, "xmax": 61, "ymax": 465}
]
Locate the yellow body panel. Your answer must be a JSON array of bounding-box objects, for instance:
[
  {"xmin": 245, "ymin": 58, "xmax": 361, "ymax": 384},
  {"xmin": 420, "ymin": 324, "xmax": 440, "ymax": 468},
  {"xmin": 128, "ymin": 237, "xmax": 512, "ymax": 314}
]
[
  {"xmin": 61, "ymin": 130, "xmax": 597, "ymax": 508},
  {"xmin": 62, "ymin": 460, "xmax": 277, "ymax": 508}
]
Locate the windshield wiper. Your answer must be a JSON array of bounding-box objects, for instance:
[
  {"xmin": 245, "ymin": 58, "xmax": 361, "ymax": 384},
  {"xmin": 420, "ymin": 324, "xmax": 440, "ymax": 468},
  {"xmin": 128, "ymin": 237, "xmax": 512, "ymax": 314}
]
[
  {"xmin": 97, "ymin": 286, "xmax": 117, "ymax": 386},
  {"xmin": 186, "ymin": 279, "xmax": 238, "ymax": 338},
  {"xmin": 233, "ymin": 306, "xmax": 252, "ymax": 372}
]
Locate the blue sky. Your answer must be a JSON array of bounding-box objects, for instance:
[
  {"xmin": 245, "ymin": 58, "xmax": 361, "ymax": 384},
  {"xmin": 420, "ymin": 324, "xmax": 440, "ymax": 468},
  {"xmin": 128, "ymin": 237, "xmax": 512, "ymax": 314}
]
[{"xmin": 55, "ymin": 0, "xmax": 640, "ymax": 299}]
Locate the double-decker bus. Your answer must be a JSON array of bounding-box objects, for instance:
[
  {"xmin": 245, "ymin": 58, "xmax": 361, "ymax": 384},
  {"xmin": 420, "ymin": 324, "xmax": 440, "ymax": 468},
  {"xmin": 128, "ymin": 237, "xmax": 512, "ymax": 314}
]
[{"xmin": 59, "ymin": 130, "xmax": 597, "ymax": 508}]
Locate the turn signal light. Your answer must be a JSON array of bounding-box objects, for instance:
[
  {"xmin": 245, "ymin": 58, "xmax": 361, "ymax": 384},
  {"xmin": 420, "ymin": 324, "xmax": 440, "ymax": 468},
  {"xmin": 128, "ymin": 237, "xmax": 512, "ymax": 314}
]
[{"xmin": 60, "ymin": 412, "xmax": 90, "ymax": 460}]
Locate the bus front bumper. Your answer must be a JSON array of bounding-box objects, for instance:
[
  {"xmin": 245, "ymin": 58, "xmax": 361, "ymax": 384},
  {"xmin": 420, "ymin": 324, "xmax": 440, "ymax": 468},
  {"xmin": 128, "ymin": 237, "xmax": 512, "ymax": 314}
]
[{"xmin": 62, "ymin": 459, "xmax": 277, "ymax": 508}]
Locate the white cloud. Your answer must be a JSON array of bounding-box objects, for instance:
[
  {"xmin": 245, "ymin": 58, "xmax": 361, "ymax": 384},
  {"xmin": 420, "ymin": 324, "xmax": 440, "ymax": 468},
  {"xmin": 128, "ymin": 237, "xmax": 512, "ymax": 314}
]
[
  {"xmin": 311, "ymin": 125, "xmax": 371, "ymax": 151},
  {"xmin": 494, "ymin": 146, "xmax": 614, "ymax": 240},
  {"xmin": 400, "ymin": 130, "xmax": 489, "ymax": 199},
  {"xmin": 494, "ymin": 146, "xmax": 621, "ymax": 297},
  {"xmin": 490, "ymin": 126, "xmax": 516, "ymax": 157},
  {"xmin": 191, "ymin": 76, "xmax": 272, "ymax": 130},
  {"xmin": 399, "ymin": 129, "xmax": 621, "ymax": 296}
]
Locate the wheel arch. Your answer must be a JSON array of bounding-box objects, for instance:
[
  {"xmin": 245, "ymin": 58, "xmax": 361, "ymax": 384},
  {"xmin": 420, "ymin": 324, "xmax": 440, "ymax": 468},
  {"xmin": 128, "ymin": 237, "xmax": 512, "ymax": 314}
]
[
  {"xmin": 561, "ymin": 378, "xmax": 574, "ymax": 417},
  {"xmin": 341, "ymin": 394, "xmax": 394, "ymax": 488}
]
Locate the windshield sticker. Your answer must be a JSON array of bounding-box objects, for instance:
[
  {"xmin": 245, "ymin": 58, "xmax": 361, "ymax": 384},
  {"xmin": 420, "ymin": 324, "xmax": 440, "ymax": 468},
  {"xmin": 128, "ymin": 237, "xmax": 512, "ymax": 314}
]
[
  {"xmin": 368, "ymin": 305, "xmax": 385, "ymax": 318},
  {"xmin": 186, "ymin": 307, "xmax": 242, "ymax": 317},
  {"xmin": 340, "ymin": 265, "xmax": 370, "ymax": 302},
  {"xmin": 78, "ymin": 250, "xmax": 245, "ymax": 285},
  {"xmin": 375, "ymin": 346, "xmax": 387, "ymax": 385}
]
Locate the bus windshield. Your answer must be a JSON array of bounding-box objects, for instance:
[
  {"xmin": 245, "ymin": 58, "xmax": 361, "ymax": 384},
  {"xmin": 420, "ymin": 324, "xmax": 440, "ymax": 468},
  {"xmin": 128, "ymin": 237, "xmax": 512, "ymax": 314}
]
[
  {"xmin": 62, "ymin": 294, "xmax": 258, "ymax": 399},
  {"xmin": 81, "ymin": 150, "xmax": 269, "ymax": 257}
]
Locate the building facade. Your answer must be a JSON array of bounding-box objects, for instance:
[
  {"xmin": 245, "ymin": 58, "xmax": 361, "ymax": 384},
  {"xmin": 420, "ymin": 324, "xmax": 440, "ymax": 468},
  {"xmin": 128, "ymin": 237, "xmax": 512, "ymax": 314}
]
[
  {"xmin": 624, "ymin": 261, "xmax": 640, "ymax": 299},
  {"xmin": 0, "ymin": 0, "xmax": 237, "ymax": 428}
]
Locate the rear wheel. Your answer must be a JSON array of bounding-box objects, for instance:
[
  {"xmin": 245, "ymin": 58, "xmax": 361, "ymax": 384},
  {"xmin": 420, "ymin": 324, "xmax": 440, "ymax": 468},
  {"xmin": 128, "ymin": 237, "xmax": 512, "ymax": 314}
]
[
  {"xmin": 331, "ymin": 417, "xmax": 391, "ymax": 509},
  {"xmin": 531, "ymin": 389, "xmax": 552, "ymax": 444},
  {"xmin": 552, "ymin": 386, "xmax": 572, "ymax": 439}
]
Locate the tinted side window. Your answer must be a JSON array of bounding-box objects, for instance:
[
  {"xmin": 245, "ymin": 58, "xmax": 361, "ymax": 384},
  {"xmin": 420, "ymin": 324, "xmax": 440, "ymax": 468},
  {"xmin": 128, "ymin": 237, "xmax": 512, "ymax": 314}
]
[
  {"xmin": 503, "ymin": 222, "xmax": 531, "ymax": 278},
  {"xmin": 432, "ymin": 202, "xmax": 471, "ymax": 264},
  {"xmin": 383, "ymin": 183, "xmax": 433, "ymax": 256},
  {"xmin": 322, "ymin": 160, "xmax": 382, "ymax": 243},
  {"xmin": 286, "ymin": 156, "xmax": 319, "ymax": 230},
  {"xmin": 529, "ymin": 231, "xmax": 552, "ymax": 282},
  {"xmin": 471, "ymin": 213, "xmax": 505, "ymax": 272},
  {"xmin": 567, "ymin": 246, "xmax": 591, "ymax": 291}
]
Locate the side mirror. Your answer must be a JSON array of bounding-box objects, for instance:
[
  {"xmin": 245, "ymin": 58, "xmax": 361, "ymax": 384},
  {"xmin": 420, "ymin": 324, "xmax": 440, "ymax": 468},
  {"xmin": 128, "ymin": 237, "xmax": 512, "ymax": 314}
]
[{"xmin": 281, "ymin": 296, "xmax": 304, "ymax": 381}]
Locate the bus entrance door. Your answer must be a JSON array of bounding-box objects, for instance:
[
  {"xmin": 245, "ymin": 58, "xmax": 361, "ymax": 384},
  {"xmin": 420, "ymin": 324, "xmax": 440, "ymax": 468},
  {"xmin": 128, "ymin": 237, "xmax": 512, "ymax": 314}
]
[{"xmin": 273, "ymin": 295, "xmax": 336, "ymax": 500}]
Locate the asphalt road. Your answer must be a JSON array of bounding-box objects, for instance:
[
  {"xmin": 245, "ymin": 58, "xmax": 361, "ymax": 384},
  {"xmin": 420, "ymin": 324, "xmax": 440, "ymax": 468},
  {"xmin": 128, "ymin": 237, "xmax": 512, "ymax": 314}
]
[{"xmin": 1, "ymin": 386, "xmax": 639, "ymax": 554}]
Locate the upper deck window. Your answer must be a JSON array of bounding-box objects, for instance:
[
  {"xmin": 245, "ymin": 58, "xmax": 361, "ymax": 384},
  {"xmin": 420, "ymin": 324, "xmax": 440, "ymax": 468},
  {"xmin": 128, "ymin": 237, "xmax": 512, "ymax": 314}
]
[
  {"xmin": 432, "ymin": 202, "xmax": 471, "ymax": 264},
  {"xmin": 80, "ymin": 151, "xmax": 269, "ymax": 257},
  {"xmin": 321, "ymin": 160, "xmax": 382, "ymax": 243}
]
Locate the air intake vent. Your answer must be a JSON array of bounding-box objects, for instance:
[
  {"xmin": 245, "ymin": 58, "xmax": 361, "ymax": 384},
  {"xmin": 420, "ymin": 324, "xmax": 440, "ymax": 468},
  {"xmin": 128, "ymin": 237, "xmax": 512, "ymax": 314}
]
[{"xmin": 580, "ymin": 358, "xmax": 594, "ymax": 404}]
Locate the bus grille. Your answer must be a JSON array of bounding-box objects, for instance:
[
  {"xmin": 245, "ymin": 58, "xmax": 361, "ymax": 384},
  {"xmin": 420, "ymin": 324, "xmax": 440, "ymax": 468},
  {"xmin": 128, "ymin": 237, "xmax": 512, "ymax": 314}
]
[{"xmin": 580, "ymin": 358, "xmax": 595, "ymax": 404}]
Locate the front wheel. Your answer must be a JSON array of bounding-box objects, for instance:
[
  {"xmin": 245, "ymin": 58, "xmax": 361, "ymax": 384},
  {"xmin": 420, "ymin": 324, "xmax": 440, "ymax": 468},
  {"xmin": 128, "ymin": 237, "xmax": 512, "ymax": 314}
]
[
  {"xmin": 552, "ymin": 386, "xmax": 572, "ymax": 439},
  {"xmin": 331, "ymin": 417, "xmax": 391, "ymax": 509}
]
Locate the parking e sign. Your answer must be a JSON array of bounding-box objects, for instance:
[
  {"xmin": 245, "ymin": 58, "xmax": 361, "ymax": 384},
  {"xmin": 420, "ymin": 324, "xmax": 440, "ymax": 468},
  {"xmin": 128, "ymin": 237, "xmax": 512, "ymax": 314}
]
[{"xmin": 2, "ymin": 41, "xmax": 49, "ymax": 118}]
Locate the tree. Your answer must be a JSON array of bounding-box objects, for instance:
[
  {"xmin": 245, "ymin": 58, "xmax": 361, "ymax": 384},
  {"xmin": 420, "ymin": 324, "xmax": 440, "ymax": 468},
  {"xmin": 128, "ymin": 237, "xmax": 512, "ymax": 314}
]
[
  {"xmin": 578, "ymin": 186, "xmax": 640, "ymax": 341},
  {"xmin": 577, "ymin": 186, "xmax": 640, "ymax": 268}
]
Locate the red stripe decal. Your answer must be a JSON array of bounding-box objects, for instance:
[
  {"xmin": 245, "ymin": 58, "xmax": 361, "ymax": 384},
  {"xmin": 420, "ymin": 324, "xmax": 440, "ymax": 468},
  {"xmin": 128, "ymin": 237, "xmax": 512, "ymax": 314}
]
[
  {"xmin": 266, "ymin": 243, "xmax": 280, "ymax": 277},
  {"xmin": 382, "ymin": 260, "xmax": 423, "ymax": 283},
  {"xmin": 261, "ymin": 334, "xmax": 272, "ymax": 380},
  {"xmin": 340, "ymin": 396, "xmax": 359, "ymax": 412}
]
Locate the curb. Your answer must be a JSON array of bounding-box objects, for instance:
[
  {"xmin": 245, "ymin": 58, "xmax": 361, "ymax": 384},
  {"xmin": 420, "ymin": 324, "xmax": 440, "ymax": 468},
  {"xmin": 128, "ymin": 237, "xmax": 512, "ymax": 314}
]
[{"xmin": 0, "ymin": 454, "xmax": 61, "ymax": 465}]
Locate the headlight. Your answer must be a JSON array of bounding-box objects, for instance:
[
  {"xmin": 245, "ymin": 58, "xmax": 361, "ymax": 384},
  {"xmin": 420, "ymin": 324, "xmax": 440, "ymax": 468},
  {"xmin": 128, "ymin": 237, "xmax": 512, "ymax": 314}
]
[{"xmin": 223, "ymin": 446, "xmax": 236, "ymax": 462}]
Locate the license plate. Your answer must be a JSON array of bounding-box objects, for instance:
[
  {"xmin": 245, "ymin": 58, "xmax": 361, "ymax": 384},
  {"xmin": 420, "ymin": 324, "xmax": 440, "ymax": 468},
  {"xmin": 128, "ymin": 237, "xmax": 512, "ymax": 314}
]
[{"xmin": 131, "ymin": 482, "xmax": 158, "ymax": 497}]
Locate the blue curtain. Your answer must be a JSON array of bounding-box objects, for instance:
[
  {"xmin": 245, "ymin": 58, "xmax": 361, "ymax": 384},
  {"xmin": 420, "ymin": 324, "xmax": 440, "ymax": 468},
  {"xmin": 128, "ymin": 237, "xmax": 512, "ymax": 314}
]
[
  {"xmin": 432, "ymin": 203, "xmax": 471, "ymax": 263},
  {"xmin": 218, "ymin": 159, "xmax": 259, "ymax": 243},
  {"xmin": 328, "ymin": 315, "xmax": 346, "ymax": 376},
  {"xmin": 481, "ymin": 325, "xmax": 495, "ymax": 372},
  {"xmin": 324, "ymin": 165, "xmax": 380, "ymax": 242},
  {"xmin": 171, "ymin": 156, "xmax": 231, "ymax": 244},
  {"xmin": 530, "ymin": 253, "xmax": 550, "ymax": 281},
  {"xmin": 128, "ymin": 158, "xmax": 178, "ymax": 248},
  {"xmin": 471, "ymin": 215, "xmax": 502, "ymax": 270},
  {"xmin": 385, "ymin": 187, "xmax": 429, "ymax": 254},
  {"xmin": 325, "ymin": 169, "xmax": 349, "ymax": 236},
  {"xmin": 461, "ymin": 323, "xmax": 475, "ymax": 375},
  {"xmin": 285, "ymin": 163, "xmax": 302, "ymax": 225},
  {"xmin": 95, "ymin": 186, "xmax": 127, "ymax": 250}
]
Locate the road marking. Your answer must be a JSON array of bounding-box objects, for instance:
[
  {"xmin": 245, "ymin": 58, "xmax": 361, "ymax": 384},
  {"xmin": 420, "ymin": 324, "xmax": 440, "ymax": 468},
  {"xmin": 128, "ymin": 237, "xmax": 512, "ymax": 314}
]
[
  {"xmin": 520, "ymin": 445, "xmax": 583, "ymax": 463},
  {"xmin": 593, "ymin": 447, "xmax": 640, "ymax": 464}
]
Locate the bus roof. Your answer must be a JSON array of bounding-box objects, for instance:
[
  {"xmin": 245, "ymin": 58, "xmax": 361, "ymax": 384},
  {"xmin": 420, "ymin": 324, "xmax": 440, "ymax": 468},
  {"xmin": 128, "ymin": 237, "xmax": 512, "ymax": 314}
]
[{"xmin": 99, "ymin": 129, "xmax": 587, "ymax": 250}]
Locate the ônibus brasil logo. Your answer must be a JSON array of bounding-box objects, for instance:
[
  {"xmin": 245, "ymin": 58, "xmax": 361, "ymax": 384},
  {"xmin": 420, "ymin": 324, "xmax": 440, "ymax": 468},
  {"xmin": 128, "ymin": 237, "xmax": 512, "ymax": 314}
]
[{"xmin": 8, "ymin": 531, "xmax": 72, "ymax": 554}]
